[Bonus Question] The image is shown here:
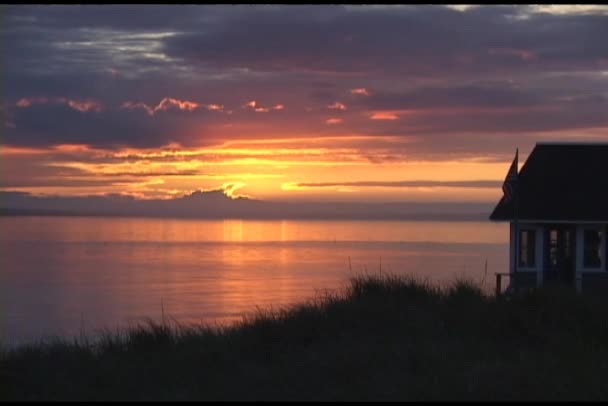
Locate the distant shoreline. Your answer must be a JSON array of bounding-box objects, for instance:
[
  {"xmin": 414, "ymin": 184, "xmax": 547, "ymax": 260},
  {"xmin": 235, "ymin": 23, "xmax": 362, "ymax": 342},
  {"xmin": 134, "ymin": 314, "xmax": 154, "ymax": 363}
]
[{"xmin": 0, "ymin": 190, "xmax": 495, "ymax": 222}]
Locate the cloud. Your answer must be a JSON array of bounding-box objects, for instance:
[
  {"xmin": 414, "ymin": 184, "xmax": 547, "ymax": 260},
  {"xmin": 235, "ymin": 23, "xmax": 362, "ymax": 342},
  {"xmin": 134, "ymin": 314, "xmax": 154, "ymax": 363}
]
[
  {"xmin": 244, "ymin": 100, "xmax": 268, "ymax": 112},
  {"xmin": 244, "ymin": 100, "xmax": 258, "ymax": 109},
  {"xmin": 2, "ymin": 4, "xmax": 607, "ymax": 160},
  {"xmin": 369, "ymin": 111, "xmax": 399, "ymax": 120},
  {"xmin": 121, "ymin": 97, "xmax": 201, "ymax": 116},
  {"xmin": 242, "ymin": 100, "xmax": 284, "ymax": 113},
  {"xmin": 16, "ymin": 97, "xmax": 102, "ymax": 112},
  {"xmin": 16, "ymin": 97, "xmax": 51, "ymax": 108},
  {"xmin": 350, "ymin": 88, "xmax": 371, "ymax": 96},
  {"xmin": 219, "ymin": 182, "xmax": 246, "ymax": 198},
  {"xmin": 327, "ymin": 102, "xmax": 347, "ymax": 110},
  {"xmin": 66, "ymin": 99, "xmax": 103, "ymax": 113},
  {"xmin": 353, "ymin": 85, "xmax": 544, "ymax": 111},
  {"xmin": 162, "ymin": 5, "xmax": 608, "ymax": 77},
  {"xmin": 290, "ymin": 180, "xmax": 502, "ymax": 189},
  {"xmin": 4, "ymin": 100, "xmax": 224, "ymax": 149},
  {"xmin": 206, "ymin": 104, "xmax": 224, "ymax": 111},
  {"xmin": 526, "ymin": 5, "xmax": 608, "ymax": 16},
  {"xmin": 487, "ymin": 48, "xmax": 537, "ymax": 61},
  {"xmin": 7, "ymin": 6, "xmax": 608, "ymax": 83}
]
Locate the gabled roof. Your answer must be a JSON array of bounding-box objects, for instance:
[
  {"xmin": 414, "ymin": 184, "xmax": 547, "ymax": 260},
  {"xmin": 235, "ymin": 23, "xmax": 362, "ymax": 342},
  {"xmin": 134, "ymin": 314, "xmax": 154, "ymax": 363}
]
[{"xmin": 490, "ymin": 143, "xmax": 608, "ymax": 222}]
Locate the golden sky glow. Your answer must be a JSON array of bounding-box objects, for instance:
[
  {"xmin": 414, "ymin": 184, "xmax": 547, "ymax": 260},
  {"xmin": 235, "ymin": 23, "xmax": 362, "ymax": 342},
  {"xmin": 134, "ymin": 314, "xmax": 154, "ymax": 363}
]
[{"xmin": 0, "ymin": 134, "xmax": 517, "ymax": 202}]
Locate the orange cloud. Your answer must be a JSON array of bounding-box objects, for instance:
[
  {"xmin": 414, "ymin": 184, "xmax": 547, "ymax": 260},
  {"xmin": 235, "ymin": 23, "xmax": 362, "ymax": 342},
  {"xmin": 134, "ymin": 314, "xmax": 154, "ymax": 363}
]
[
  {"xmin": 155, "ymin": 97, "xmax": 200, "ymax": 112},
  {"xmin": 369, "ymin": 111, "xmax": 400, "ymax": 120},
  {"xmin": 121, "ymin": 97, "xmax": 201, "ymax": 115},
  {"xmin": 326, "ymin": 118, "xmax": 344, "ymax": 125},
  {"xmin": 65, "ymin": 99, "xmax": 102, "ymax": 113},
  {"xmin": 243, "ymin": 100, "xmax": 279, "ymax": 113},
  {"xmin": 328, "ymin": 102, "xmax": 347, "ymax": 110},
  {"xmin": 0, "ymin": 145, "xmax": 50, "ymax": 155},
  {"xmin": 16, "ymin": 97, "xmax": 102, "ymax": 112},
  {"xmin": 16, "ymin": 97, "xmax": 50, "ymax": 107},
  {"xmin": 206, "ymin": 104, "xmax": 224, "ymax": 111},
  {"xmin": 350, "ymin": 88, "xmax": 371, "ymax": 96}
]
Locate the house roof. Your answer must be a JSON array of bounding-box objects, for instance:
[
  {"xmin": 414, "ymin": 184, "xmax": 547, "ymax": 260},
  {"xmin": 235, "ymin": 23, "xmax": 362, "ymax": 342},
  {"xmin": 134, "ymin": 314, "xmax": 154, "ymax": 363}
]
[{"xmin": 489, "ymin": 143, "xmax": 608, "ymax": 222}]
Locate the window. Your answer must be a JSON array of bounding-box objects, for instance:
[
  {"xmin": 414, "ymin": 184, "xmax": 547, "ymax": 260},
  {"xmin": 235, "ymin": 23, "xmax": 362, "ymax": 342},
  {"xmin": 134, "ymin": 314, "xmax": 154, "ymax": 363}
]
[
  {"xmin": 583, "ymin": 229, "xmax": 602, "ymax": 268},
  {"xmin": 549, "ymin": 229, "xmax": 558, "ymax": 267},
  {"xmin": 519, "ymin": 229, "xmax": 536, "ymax": 267}
]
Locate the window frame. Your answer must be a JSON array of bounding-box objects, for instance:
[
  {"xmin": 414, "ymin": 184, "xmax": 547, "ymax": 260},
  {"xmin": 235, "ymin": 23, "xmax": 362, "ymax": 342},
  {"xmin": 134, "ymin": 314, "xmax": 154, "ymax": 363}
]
[{"xmin": 518, "ymin": 228, "xmax": 537, "ymax": 269}]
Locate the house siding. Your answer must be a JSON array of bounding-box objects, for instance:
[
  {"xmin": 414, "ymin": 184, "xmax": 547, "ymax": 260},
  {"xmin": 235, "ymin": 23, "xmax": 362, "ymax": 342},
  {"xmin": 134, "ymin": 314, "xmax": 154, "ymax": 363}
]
[
  {"xmin": 509, "ymin": 272, "xmax": 538, "ymax": 292},
  {"xmin": 581, "ymin": 273, "xmax": 608, "ymax": 295}
]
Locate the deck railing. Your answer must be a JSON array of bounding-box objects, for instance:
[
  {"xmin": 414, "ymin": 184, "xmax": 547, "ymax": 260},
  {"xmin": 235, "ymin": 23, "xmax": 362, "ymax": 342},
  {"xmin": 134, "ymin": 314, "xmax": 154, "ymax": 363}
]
[{"xmin": 495, "ymin": 272, "xmax": 512, "ymax": 297}]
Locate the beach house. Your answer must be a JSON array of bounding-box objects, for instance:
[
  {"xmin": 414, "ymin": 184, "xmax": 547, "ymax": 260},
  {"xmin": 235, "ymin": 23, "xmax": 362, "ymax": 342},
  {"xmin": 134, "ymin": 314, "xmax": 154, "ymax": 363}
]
[{"xmin": 490, "ymin": 143, "xmax": 608, "ymax": 293}]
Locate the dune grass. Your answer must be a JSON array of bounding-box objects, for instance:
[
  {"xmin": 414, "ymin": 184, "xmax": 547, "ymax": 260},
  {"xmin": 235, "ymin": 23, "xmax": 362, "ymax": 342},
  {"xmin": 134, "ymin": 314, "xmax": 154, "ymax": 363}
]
[{"xmin": 3, "ymin": 273, "xmax": 608, "ymax": 401}]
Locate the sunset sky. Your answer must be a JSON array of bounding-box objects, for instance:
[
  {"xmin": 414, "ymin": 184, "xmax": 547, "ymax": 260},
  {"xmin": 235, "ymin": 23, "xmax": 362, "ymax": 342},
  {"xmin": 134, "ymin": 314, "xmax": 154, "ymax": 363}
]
[{"xmin": 2, "ymin": 5, "xmax": 608, "ymax": 204}]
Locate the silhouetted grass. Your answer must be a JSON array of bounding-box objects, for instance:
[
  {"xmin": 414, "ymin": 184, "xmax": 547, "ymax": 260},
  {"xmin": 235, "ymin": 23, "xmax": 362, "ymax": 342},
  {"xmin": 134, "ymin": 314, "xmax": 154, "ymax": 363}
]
[{"xmin": 3, "ymin": 273, "xmax": 608, "ymax": 401}]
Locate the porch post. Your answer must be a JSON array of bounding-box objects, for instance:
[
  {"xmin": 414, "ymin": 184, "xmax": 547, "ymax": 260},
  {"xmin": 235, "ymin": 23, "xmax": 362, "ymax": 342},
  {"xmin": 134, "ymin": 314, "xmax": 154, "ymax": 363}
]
[
  {"xmin": 513, "ymin": 198, "xmax": 519, "ymax": 293},
  {"xmin": 536, "ymin": 225, "xmax": 543, "ymax": 288},
  {"xmin": 575, "ymin": 226, "xmax": 583, "ymax": 294}
]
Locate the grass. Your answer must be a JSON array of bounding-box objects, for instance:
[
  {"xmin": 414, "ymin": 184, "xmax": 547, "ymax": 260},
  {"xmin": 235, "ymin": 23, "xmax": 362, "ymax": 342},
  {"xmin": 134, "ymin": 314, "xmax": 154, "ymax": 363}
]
[{"xmin": 3, "ymin": 273, "xmax": 608, "ymax": 401}]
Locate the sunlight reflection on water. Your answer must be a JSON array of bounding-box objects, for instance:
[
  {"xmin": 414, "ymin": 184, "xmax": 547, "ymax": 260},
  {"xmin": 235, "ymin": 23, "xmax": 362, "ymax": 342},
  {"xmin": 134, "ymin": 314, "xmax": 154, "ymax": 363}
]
[{"xmin": 0, "ymin": 216, "xmax": 508, "ymax": 346}]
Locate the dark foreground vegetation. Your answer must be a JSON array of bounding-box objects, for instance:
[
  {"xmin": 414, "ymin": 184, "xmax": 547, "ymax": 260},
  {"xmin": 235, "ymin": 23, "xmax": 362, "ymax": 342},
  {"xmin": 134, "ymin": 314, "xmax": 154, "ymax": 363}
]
[{"xmin": 3, "ymin": 274, "xmax": 608, "ymax": 401}]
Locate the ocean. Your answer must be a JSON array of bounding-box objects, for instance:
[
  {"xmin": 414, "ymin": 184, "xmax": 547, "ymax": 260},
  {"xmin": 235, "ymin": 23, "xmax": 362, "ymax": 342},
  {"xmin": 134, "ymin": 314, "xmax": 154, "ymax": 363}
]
[{"xmin": 0, "ymin": 216, "xmax": 508, "ymax": 346}]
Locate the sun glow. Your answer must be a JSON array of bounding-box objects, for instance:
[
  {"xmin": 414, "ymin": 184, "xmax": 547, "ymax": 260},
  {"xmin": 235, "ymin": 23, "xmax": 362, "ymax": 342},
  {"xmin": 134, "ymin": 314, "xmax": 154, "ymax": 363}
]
[{"xmin": 1, "ymin": 135, "xmax": 511, "ymax": 203}]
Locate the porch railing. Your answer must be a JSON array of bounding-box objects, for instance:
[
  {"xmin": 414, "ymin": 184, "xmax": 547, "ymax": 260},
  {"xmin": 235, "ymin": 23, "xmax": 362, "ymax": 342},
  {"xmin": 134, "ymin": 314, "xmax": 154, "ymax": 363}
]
[{"xmin": 495, "ymin": 272, "xmax": 513, "ymax": 297}]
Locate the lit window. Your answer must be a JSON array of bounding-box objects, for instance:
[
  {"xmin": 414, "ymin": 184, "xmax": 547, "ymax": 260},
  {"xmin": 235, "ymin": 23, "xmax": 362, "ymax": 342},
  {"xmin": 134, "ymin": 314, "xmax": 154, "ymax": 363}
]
[
  {"xmin": 584, "ymin": 229, "xmax": 602, "ymax": 268},
  {"xmin": 519, "ymin": 229, "xmax": 536, "ymax": 267}
]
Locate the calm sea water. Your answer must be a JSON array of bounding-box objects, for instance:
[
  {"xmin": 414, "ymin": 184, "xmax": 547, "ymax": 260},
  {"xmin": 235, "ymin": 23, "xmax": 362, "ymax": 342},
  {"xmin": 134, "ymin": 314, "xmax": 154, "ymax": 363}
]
[{"xmin": 0, "ymin": 216, "xmax": 508, "ymax": 346}]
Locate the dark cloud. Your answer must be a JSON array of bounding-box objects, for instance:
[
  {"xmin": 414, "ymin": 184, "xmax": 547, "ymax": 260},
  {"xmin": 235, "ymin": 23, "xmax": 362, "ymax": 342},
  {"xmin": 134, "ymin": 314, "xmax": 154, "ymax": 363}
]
[
  {"xmin": 354, "ymin": 85, "xmax": 544, "ymax": 110},
  {"xmin": 163, "ymin": 6, "xmax": 608, "ymax": 76},
  {"xmin": 2, "ymin": 4, "xmax": 607, "ymax": 155},
  {"xmin": 3, "ymin": 5, "xmax": 208, "ymax": 32},
  {"xmin": 4, "ymin": 101, "xmax": 228, "ymax": 148}
]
